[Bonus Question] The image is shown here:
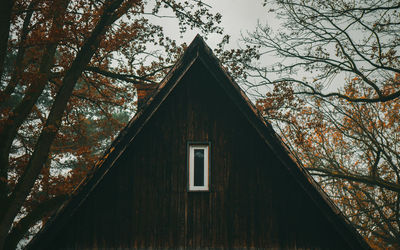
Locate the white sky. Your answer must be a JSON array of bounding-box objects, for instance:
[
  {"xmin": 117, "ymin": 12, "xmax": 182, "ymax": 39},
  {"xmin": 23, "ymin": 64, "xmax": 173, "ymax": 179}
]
[
  {"xmin": 150, "ymin": 0, "xmax": 277, "ymax": 50},
  {"xmin": 202, "ymin": 0, "xmax": 272, "ymax": 48},
  {"xmin": 145, "ymin": 0, "xmax": 280, "ymax": 99}
]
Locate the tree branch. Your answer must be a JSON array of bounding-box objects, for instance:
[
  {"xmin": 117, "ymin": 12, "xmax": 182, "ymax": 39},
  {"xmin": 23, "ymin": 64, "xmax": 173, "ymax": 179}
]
[
  {"xmin": 0, "ymin": 0, "xmax": 126, "ymax": 248},
  {"xmin": 0, "ymin": 0, "xmax": 14, "ymax": 80},
  {"xmin": 0, "ymin": 0, "xmax": 39, "ymax": 107},
  {"xmin": 4, "ymin": 195, "xmax": 68, "ymax": 250},
  {"xmin": 85, "ymin": 66, "xmax": 159, "ymax": 84},
  {"xmin": 308, "ymin": 167, "xmax": 400, "ymax": 193}
]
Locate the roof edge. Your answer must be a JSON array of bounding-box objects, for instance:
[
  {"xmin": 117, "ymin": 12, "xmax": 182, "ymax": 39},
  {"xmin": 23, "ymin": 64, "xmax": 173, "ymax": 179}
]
[{"xmin": 26, "ymin": 34, "xmax": 371, "ymax": 250}]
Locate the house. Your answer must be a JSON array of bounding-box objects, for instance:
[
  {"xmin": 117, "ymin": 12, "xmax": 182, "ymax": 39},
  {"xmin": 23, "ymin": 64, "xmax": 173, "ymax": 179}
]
[{"xmin": 26, "ymin": 35, "xmax": 371, "ymax": 249}]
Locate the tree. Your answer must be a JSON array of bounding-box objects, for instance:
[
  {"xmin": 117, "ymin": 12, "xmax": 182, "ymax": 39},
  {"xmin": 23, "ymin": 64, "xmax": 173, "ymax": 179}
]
[
  {"xmin": 256, "ymin": 86, "xmax": 400, "ymax": 248},
  {"xmin": 228, "ymin": 0, "xmax": 400, "ymax": 248},
  {"xmin": 244, "ymin": 0, "xmax": 400, "ymax": 103},
  {"xmin": 0, "ymin": 0, "xmax": 223, "ymax": 249}
]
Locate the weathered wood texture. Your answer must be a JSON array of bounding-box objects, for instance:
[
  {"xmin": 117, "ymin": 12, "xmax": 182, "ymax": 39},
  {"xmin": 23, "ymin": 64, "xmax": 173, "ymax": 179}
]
[{"xmin": 45, "ymin": 61, "xmax": 354, "ymax": 249}]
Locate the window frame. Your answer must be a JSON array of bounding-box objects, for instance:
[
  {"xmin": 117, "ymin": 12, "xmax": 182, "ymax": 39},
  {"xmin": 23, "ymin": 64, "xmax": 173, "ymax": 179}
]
[{"xmin": 187, "ymin": 141, "xmax": 210, "ymax": 192}]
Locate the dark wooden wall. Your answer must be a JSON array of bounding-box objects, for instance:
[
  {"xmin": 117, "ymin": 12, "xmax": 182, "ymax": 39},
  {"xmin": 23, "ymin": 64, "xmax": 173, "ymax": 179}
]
[{"xmin": 48, "ymin": 61, "xmax": 354, "ymax": 249}]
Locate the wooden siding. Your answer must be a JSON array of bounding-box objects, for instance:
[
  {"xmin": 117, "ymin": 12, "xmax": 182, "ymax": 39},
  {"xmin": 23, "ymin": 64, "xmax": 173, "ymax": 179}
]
[{"xmin": 47, "ymin": 61, "xmax": 354, "ymax": 249}]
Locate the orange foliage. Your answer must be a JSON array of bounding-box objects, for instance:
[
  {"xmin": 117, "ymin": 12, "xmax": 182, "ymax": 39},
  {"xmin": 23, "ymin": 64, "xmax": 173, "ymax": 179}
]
[
  {"xmin": 0, "ymin": 0, "xmax": 223, "ymax": 248},
  {"xmin": 256, "ymin": 79, "xmax": 400, "ymax": 249}
]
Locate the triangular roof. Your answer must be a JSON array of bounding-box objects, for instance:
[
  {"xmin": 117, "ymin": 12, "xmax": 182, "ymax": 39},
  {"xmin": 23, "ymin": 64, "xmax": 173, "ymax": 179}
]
[{"xmin": 26, "ymin": 35, "xmax": 371, "ymax": 249}]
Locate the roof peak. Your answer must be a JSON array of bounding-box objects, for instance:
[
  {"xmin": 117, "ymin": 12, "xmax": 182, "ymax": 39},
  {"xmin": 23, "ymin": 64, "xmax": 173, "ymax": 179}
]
[
  {"xmin": 26, "ymin": 34, "xmax": 371, "ymax": 250},
  {"xmin": 187, "ymin": 34, "xmax": 211, "ymax": 51}
]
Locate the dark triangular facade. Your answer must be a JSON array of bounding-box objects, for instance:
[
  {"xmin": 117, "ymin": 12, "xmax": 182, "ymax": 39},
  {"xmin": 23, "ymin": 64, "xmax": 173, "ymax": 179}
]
[{"xmin": 26, "ymin": 35, "xmax": 370, "ymax": 249}]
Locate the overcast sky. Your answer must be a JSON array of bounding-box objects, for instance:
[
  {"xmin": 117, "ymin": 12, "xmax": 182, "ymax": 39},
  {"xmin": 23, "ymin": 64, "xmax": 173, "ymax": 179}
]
[
  {"xmin": 202, "ymin": 0, "xmax": 272, "ymax": 48},
  {"xmin": 144, "ymin": 0, "xmax": 281, "ymax": 99},
  {"xmin": 150, "ymin": 0, "xmax": 278, "ymax": 50}
]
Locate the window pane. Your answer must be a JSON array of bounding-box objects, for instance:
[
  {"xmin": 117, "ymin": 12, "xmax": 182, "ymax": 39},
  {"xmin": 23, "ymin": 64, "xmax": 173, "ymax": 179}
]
[{"xmin": 194, "ymin": 149, "xmax": 204, "ymax": 186}]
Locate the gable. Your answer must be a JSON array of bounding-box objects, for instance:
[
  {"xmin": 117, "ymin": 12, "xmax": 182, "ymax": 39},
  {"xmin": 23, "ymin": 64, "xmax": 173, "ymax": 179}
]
[{"xmin": 26, "ymin": 36, "xmax": 370, "ymax": 250}]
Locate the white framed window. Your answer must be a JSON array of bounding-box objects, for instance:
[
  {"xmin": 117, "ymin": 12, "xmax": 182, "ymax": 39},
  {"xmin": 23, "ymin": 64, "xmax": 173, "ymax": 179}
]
[{"xmin": 188, "ymin": 143, "xmax": 210, "ymax": 191}]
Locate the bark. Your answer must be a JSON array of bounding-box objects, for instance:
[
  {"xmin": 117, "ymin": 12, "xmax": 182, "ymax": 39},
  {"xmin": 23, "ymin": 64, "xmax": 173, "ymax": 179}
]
[
  {"xmin": 0, "ymin": 0, "xmax": 69, "ymax": 225},
  {"xmin": 308, "ymin": 168, "xmax": 400, "ymax": 193},
  {"xmin": 86, "ymin": 66, "xmax": 159, "ymax": 84},
  {"xmin": 296, "ymin": 88, "xmax": 400, "ymax": 103},
  {"xmin": 0, "ymin": 1, "xmax": 124, "ymax": 249},
  {"xmin": 0, "ymin": 0, "xmax": 14, "ymax": 81},
  {"xmin": 0, "ymin": 0, "xmax": 15, "ymax": 199},
  {"xmin": 3, "ymin": 195, "xmax": 68, "ymax": 250},
  {"xmin": 0, "ymin": 0, "xmax": 38, "ymax": 107}
]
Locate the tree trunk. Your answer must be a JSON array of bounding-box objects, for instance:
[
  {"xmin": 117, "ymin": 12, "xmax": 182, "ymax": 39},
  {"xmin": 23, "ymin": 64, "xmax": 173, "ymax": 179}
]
[
  {"xmin": 0, "ymin": 0, "xmax": 38, "ymax": 107},
  {"xmin": 0, "ymin": 0, "xmax": 14, "ymax": 215},
  {"xmin": 0, "ymin": 1, "xmax": 124, "ymax": 249},
  {"xmin": 0, "ymin": 0, "xmax": 69, "ymax": 231},
  {"xmin": 4, "ymin": 195, "xmax": 68, "ymax": 250},
  {"xmin": 0, "ymin": 0, "xmax": 13, "ymax": 80}
]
